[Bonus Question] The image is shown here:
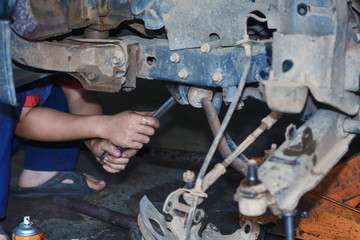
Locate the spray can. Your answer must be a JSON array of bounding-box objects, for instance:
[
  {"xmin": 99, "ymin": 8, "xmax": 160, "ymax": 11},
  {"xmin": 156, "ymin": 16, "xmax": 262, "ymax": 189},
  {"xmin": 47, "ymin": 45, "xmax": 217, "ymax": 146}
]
[{"xmin": 12, "ymin": 216, "xmax": 43, "ymax": 240}]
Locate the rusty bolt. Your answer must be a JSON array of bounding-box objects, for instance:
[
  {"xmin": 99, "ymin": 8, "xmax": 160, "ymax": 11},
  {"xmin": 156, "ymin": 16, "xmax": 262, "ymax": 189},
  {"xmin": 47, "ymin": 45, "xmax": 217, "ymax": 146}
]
[
  {"xmin": 212, "ymin": 72, "xmax": 223, "ymax": 82},
  {"xmin": 112, "ymin": 56, "xmax": 123, "ymax": 66},
  {"xmin": 170, "ymin": 53, "xmax": 180, "ymax": 63},
  {"xmin": 178, "ymin": 69, "xmax": 188, "ymax": 79},
  {"xmin": 200, "ymin": 43, "xmax": 211, "ymax": 53},
  {"xmin": 86, "ymin": 72, "xmax": 99, "ymax": 81}
]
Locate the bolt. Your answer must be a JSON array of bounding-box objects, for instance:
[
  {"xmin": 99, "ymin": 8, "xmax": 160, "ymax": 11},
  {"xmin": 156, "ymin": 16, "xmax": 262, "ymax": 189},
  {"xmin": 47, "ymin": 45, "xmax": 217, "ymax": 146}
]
[
  {"xmin": 208, "ymin": 223, "xmax": 219, "ymax": 232},
  {"xmin": 200, "ymin": 43, "xmax": 211, "ymax": 53},
  {"xmin": 297, "ymin": 3, "xmax": 309, "ymax": 16},
  {"xmin": 165, "ymin": 215, "xmax": 173, "ymax": 222},
  {"xmin": 194, "ymin": 211, "xmax": 202, "ymax": 223},
  {"xmin": 86, "ymin": 72, "xmax": 99, "ymax": 81},
  {"xmin": 170, "ymin": 53, "xmax": 180, "ymax": 63},
  {"xmin": 212, "ymin": 72, "xmax": 222, "ymax": 82},
  {"xmin": 178, "ymin": 69, "xmax": 188, "ymax": 79},
  {"xmin": 300, "ymin": 211, "xmax": 309, "ymax": 218},
  {"xmin": 166, "ymin": 201, "xmax": 173, "ymax": 211},
  {"xmin": 111, "ymin": 56, "xmax": 123, "ymax": 66},
  {"xmin": 183, "ymin": 170, "xmax": 195, "ymax": 183}
]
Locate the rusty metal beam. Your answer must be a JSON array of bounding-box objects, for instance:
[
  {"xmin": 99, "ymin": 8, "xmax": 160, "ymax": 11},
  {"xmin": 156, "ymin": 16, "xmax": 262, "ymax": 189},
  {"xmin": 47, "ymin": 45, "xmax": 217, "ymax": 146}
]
[{"xmin": 11, "ymin": 34, "xmax": 128, "ymax": 92}]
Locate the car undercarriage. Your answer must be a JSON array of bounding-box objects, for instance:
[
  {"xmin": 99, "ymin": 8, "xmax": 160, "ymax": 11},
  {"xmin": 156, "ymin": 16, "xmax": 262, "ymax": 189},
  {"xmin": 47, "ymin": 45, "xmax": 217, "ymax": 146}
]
[{"xmin": 1, "ymin": 0, "xmax": 360, "ymax": 239}]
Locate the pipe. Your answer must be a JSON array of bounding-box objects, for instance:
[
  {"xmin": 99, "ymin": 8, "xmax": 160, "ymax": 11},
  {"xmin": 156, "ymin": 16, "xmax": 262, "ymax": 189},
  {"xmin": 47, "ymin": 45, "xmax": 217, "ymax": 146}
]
[
  {"xmin": 53, "ymin": 195, "xmax": 137, "ymax": 229},
  {"xmin": 211, "ymin": 91, "xmax": 223, "ymax": 115},
  {"xmin": 201, "ymin": 97, "xmax": 247, "ymax": 175}
]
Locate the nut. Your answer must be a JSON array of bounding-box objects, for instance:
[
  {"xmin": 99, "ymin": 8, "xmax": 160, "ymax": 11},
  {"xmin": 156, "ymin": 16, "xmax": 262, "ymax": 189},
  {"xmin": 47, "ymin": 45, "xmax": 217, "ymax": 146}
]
[
  {"xmin": 183, "ymin": 170, "xmax": 195, "ymax": 183},
  {"xmin": 212, "ymin": 72, "xmax": 223, "ymax": 82},
  {"xmin": 187, "ymin": 86, "xmax": 214, "ymax": 108},
  {"xmin": 111, "ymin": 56, "xmax": 123, "ymax": 66},
  {"xmin": 86, "ymin": 72, "xmax": 99, "ymax": 81},
  {"xmin": 300, "ymin": 211, "xmax": 309, "ymax": 218},
  {"xmin": 170, "ymin": 53, "xmax": 180, "ymax": 63},
  {"xmin": 178, "ymin": 69, "xmax": 188, "ymax": 79},
  {"xmin": 200, "ymin": 43, "xmax": 211, "ymax": 53}
]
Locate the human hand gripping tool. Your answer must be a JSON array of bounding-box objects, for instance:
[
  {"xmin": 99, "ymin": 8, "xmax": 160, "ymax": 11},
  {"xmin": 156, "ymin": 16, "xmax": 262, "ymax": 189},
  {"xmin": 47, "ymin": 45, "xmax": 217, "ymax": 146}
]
[{"xmin": 100, "ymin": 96, "xmax": 177, "ymax": 161}]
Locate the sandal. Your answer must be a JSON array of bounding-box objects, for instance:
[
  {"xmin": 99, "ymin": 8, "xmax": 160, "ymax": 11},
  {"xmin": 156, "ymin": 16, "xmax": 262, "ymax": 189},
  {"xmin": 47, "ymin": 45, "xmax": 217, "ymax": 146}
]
[{"xmin": 9, "ymin": 171, "xmax": 96, "ymax": 199}]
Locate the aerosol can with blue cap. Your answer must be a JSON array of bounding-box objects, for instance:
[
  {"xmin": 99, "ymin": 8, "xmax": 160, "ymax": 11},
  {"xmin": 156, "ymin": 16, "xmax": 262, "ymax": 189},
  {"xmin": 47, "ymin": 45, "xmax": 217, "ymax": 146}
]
[{"xmin": 12, "ymin": 216, "xmax": 46, "ymax": 240}]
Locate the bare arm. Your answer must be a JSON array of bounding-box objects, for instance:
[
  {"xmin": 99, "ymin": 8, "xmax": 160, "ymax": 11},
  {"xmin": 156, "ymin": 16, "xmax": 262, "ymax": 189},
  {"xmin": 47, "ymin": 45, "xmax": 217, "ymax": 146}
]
[
  {"xmin": 15, "ymin": 106, "xmax": 103, "ymax": 141},
  {"xmin": 15, "ymin": 107, "xmax": 160, "ymax": 149},
  {"xmin": 61, "ymin": 87, "xmax": 104, "ymax": 150},
  {"xmin": 15, "ymin": 86, "xmax": 160, "ymax": 172}
]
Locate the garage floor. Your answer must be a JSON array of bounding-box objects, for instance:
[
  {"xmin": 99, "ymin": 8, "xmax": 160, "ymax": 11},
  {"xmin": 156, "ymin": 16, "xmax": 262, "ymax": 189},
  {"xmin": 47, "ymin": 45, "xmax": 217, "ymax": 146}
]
[{"xmin": 3, "ymin": 80, "xmax": 356, "ymax": 239}]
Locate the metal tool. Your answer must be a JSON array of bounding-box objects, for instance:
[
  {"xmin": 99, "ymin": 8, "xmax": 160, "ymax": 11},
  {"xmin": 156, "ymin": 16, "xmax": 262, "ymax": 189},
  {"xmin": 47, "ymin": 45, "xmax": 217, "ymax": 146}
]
[{"xmin": 100, "ymin": 96, "xmax": 177, "ymax": 161}]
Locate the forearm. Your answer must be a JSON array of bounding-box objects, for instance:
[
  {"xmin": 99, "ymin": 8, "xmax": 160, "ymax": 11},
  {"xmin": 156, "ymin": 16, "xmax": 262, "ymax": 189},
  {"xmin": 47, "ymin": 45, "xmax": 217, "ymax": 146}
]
[
  {"xmin": 62, "ymin": 87, "xmax": 104, "ymax": 148},
  {"xmin": 15, "ymin": 107, "xmax": 105, "ymax": 141}
]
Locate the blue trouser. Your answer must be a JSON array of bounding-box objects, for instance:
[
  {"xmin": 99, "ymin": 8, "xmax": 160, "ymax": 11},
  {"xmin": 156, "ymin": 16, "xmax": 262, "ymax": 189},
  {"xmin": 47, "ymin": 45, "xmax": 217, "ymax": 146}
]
[
  {"xmin": 0, "ymin": 93, "xmax": 24, "ymax": 218},
  {"xmin": 14, "ymin": 84, "xmax": 80, "ymax": 171},
  {"xmin": 1, "ymin": 79, "xmax": 80, "ymax": 218}
]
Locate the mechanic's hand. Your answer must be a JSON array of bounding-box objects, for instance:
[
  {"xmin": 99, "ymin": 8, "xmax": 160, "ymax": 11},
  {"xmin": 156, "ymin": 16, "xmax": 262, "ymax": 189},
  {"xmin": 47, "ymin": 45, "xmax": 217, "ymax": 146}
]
[
  {"xmin": 99, "ymin": 111, "xmax": 160, "ymax": 150},
  {"xmin": 87, "ymin": 139, "xmax": 130, "ymax": 173}
]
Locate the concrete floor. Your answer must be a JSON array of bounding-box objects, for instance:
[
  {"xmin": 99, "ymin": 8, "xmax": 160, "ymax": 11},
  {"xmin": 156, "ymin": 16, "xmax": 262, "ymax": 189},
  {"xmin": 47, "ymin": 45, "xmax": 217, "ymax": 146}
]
[{"xmin": 4, "ymin": 79, "xmax": 352, "ymax": 239}]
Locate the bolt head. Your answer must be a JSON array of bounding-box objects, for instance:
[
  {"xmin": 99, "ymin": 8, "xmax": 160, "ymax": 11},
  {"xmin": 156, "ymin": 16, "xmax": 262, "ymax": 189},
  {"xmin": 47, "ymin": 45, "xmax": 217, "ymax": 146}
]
[
  {"xmin": 300, "ymin": 211, "xmax": 309, "ymax": 218},
  {"xmin": 86, "ymin": 72, "xmax": 99, "ymax": 81},
  {"xmin": 212, "ymin": 72, "xmax": 223, "ymax": 82},
  {"xmin": 170, "ymin": 53, "xmax": 180, "ymax": 63},
  {"xmin": 183, "ymin": 170, "xmax": 195, "ymax": 183},
  {"xmin": 200, "ymin": 43, "xmax": 211, "ymax": 53},
  {"xmin": 178, "ymin": 69, "xmax": 188, "ymax": 79},
  {"xmin": 112, "ymin": 56, "xmax": 123, "ymax": 66}
]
